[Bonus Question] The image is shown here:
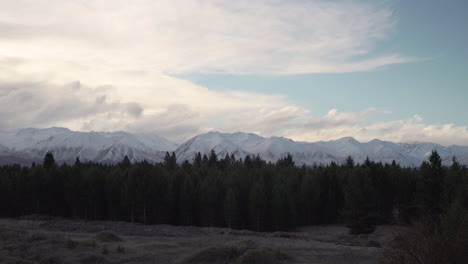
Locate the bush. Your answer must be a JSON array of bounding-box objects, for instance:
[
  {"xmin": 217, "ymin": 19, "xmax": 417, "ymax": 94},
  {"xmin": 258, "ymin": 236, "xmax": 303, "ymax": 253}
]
[{"xmin": 380, "ymin": 202, "xmax": 468, "ymax": 264}]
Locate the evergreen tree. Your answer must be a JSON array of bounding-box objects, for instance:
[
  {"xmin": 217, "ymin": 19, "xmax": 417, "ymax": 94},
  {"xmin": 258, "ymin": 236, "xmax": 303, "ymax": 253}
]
[
  {"xmin": 120, "ymin": 155, "xmax": 131, "ymax": 168},
  {"xmin": 277, "ymin": 154, "xmax": 294, "ymax": 167},
  {"xmin": 164, "ymin": 152, "xmax": 177, "ymax": 170},
  {"xmin": 193, "ymin": 152, "xmax": 202, "ymax": 167},
  {"xmin": 208, "ymin": 150, "xmax": 218, "ymax": 167},
  {"xmin": 74, "ymin": 157, "xmax": 82, "ymax": 167},
  {"xmin": 418, "ymin": 150, "xmax": 445, "ymax": 215},
  {"xmin": 345, "ymin": 155, "xmax": 355, "ymax": 168},
  {"xmin": 444, "ymin": 156, "xmax": 464, "ymax": 207},
  {"xmin": 43, "ymin": 152, "xmax": 56, "ymax": 169}
]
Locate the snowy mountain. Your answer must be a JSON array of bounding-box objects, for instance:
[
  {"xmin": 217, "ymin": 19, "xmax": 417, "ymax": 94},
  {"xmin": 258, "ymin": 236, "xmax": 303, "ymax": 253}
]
[
  {"xmin": 0, "ymin": 127, "xmax": 178, "ymax": 165},
  {"xmin": 175, "ymin": 132, "xmax": 468, "ymax": 167},
  {"xmin": 0, "ymin": 128, "xmax": 467, "ymax": 167}
]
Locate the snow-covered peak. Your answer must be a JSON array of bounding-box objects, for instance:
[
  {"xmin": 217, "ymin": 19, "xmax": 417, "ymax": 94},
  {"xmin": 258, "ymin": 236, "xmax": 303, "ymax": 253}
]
[
  {"xmin": 16, "ymin": 127, "xmax": 71, "ymax": 136},
  {"xmin": 1, "ymin": 128, "xmax": 468, "ymax": 167},
  {"xmin": 173, "ymin": 132, "xmax": 468, "ymax": 167},
  {"xmin": 333, "ymin": 137, "xmax": 360, "ymax": 144},
  {"xmin": 0, "ymin": 127, "xmax": 178, "ymax": 165}
]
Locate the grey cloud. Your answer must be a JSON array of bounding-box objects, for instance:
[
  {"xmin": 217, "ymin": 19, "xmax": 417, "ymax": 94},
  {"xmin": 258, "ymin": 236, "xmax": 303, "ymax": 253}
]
[
  {"xmin": 95, "ymin": 95, "xmax": 106, "ymax": 104},
  {"xmin": 69, "ymin": 81, "xmax": 82, "ymax": 91},
  {"xmin": 0, "ymin": 80, "xmax": 132, "ymax": 130},
  {"xmin": 0, "ymin": 21, "xmax": 45, "ymax": 40},
  {"xmin": 0, "ymin": 94, "xmax": 43, "ymax": 130},
  {"xmin": 126, "ymin": 102, "xmax": 143, "ymax": 118},
  {"xmin": 127, "ymin": 104, "xmax": 204, "ymax": 143}
]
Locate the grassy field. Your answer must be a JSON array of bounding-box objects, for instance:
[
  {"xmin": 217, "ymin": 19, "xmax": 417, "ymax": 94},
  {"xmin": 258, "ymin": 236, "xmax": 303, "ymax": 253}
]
[{"xmin": 0, "ymin": 216, "xmax": 400, "ymax": 264}]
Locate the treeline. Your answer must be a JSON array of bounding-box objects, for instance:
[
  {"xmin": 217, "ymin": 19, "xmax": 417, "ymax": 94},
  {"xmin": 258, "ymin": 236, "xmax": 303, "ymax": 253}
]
[{"xmin": 0, "ymin": 151, "xmax": 467, "ymax": 233}]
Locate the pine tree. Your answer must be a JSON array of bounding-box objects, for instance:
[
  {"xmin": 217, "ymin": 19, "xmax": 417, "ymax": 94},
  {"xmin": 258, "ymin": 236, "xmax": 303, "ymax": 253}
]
[
  {"xmin": 43, "ymin": 152, "xmax": 56, "ymax": 169},
  {"xmin": 444, "ymin": 156, "xmax": 463, "ymax": 207},
  {"xmin": 74, "ymin": 157, "xmax": 82, "ymax": 167},
  {"xmin": 418, "ymin": 150, "xmax": 445, "ymax": 215},
  {"xmin": 208, "ymin": 150, "xmax": 218, "ymax": 167},
  {"xmin": 120, "ymin": 155, "xmax": 131, "ymax": 168},
  {"xmin": 164, "ymin": 152, "xmax": 177, "ymax": 170},
  {"xmin": 345, "ymin": 155, "xmax": 355, "ymax": 168},
  {"xmin": 193, "ymin": 152, "xmax": 202, "ymax": 167}
]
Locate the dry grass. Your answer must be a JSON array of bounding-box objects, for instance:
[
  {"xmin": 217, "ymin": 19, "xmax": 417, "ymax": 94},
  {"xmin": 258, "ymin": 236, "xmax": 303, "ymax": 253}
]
[
  {"xmin": 182, "ymin": 240, "xmax": 288, "ymax": 264},
  {"xmin": 79, "ymin": 254, "xmax": 109, "ymax": 264},
  {"xmin": 0, "ymin": 218, "xmax": 395, "ymax": 264},
  {"xmin": 95, "ymin": 231, "xmax": 122, "ymax": 242}
]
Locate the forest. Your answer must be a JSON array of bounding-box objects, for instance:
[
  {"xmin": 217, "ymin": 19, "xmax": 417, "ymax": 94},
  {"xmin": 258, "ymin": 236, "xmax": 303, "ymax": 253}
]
[{"xmin": 0, "ymin": 150, "xmax": 466, "ymax": 235}]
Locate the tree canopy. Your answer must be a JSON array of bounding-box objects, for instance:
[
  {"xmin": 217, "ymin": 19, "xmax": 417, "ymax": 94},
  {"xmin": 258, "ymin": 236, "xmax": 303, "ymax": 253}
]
[{"xmin": 0, "ymin": 151, "xmax": 466, "ymax": 233}]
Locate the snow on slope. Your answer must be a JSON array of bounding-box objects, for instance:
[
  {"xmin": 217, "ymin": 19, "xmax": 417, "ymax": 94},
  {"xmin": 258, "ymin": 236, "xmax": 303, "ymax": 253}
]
[
  {"xmin": 1, "ymin": 128, "xmax": 467, "ymax": 167},
  {"xmin": 175, "ymin": 131, "xmax": 252, "ymax": 162},
  {"xmin": 0, "ymin": 127, "xmax": 178, "ymax": 165},
  {"xmin": 175, "ymin": 131, "xmax": 468, "ymax": 167}
]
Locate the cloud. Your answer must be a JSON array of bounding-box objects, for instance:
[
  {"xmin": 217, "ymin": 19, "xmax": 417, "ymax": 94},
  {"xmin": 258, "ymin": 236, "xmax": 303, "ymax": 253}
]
[
  {"xmin": 284, "ymin": 110, "xmax": 468, "ymax": 146},
  {"xmin": 0, "ymin": 0, "xmax": 410, "ymax": 75},
  {"xmin": 1, "ymin": 73, "xmax": 467, "ymax": 146},
  {"xmin": 126, "ymin": 103, "xmax": 144, "ymax": 118},
  {"xmin": 303, "ymin": 108, "xmax": 376, "ymax": 129},
  {"xmin": 1, "ymin": 0, "xmax": 466, "ymax": 146}
]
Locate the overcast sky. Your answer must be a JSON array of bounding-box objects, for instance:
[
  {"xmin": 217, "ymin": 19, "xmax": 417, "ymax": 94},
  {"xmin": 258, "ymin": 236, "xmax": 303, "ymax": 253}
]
[{"xmin": 0, "ymin": 0, "xmax": 467, "ymax": 145}]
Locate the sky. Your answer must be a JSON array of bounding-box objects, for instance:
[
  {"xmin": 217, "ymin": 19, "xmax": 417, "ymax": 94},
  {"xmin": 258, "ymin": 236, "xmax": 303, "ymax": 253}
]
[{"xmin": 0, "ymin": 0, "xmax": 467, "ymax": 145}]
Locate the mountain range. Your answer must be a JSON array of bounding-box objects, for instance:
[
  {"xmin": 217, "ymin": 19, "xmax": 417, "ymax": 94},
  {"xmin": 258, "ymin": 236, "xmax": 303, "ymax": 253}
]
[{"xmin": 0, "ymin": 127, "xmax": 467, "ymax": 167}]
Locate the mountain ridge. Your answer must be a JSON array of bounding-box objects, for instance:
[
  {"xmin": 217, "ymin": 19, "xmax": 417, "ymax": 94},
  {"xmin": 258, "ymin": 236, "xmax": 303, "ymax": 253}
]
[{"xmin": 0, "ymin": 127, "xmax": 467, "ymax": 167}]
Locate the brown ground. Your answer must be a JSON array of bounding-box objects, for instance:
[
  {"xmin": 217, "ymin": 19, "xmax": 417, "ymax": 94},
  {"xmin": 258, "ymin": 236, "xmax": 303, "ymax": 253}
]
[{"xmin": 0, "ymin": 216, "xmax": 401, "ymax": 264}]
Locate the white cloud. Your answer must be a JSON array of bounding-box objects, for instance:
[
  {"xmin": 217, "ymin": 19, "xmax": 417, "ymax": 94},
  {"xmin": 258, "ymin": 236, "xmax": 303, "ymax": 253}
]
[
  {"xmin": 284, "ymin": 109, "xmax": 468, "ymax": 146},
  {"xmin": 0, "ymin": 0, "xmax": 409, "ymax": 75},
  {"xmin": 1, "ymin": 0, "xmax": 466, "ymax": 146}
]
